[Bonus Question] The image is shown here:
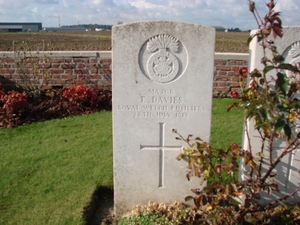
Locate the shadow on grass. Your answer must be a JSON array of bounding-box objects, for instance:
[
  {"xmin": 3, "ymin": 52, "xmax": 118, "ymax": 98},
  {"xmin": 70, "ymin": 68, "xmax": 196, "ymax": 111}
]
[{"xmin": 82, "ymin": 186, "xmax": 114, "ymax": 225}]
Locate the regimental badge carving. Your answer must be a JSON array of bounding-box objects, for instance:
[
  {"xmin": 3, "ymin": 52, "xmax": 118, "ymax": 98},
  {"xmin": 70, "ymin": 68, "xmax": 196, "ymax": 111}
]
[
  {"xmin": 147, "ymin": 35, "xmax": 179, "ymax": 83},
  {"xmin": 286, "ymin": 41, "xmax": 300, "ymax": 81},
  {"xmin": 286, "ymin": 41, "xmax": 300, "ymax": 135},
  {"xmin": 289, "ymin": 41, "xmax": 300, "ymax": 59},
  {"xmin": 139, "ymin": 34, "xmax": 188, "ymax": 84}
]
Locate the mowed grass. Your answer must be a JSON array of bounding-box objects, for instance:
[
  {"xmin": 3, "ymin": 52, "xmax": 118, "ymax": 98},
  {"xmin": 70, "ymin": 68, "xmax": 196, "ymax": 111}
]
[
  {"xmin": 211, "ymin": 98, "xmax": 244, "ymax": 148},
  {"xmin": 0, "ymin": 111, "xmax": 113, "ymax": 225},
  {"xmin": 0, "ymin": 99, "xmax": 243, "ymax": 224}
]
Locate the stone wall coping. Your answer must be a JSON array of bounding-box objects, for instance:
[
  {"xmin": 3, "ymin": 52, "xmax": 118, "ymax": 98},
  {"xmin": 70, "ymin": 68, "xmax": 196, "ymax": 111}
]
[
  {"xmin": 0, "ymin": 51, "xmax": 249, "ymax": 61},
  {"xmin": 214, "ymin": 52, "xmax": 249, "ymax": 61}
]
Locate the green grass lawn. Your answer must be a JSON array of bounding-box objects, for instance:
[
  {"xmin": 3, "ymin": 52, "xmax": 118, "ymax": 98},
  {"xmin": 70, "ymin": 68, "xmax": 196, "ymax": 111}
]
[
  {"xmin": 0, "ymin": 99, "xmax": 243, "ymax": 224},
  {"xmin": 211, "ymin": 98, "xmax": 244, "ymax": 148},
  {"xmin": 0, "ymin": 111, "xmax": 113, "ymax": 225}
]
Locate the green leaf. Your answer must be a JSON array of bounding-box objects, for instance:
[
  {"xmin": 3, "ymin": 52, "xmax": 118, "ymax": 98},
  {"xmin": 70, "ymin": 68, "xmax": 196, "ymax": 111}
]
[
  {"xmin": 245, "ymin": 89, "xmax": 255, "ymax": 101},
  {"xmin": 266, "ymin": 111, "xmax": 275, "ymax": 122},
  {"xmin": 254, "ymin": 122, "xmax": 265, "ymax": 130},
  {"xmin": 228, "ymin": 195, "xmax": 242, "ymax": 206},
  {"xmin": 273, "ymin": 54, "xmax": 285, "ymax": 63},
  {"xmin": 276, "ymin": 72, "xmax": 289, "ymax": 95},
  {"xmin": 263, "ymin": 65, "xmax": 275, "ymax": 74},
  {"xmin": 284, "ymin": 124, "xmax": 292, "ymax": 140},
  {"xmin": 257, "ymin": 35, "xmax": 264, "ymax": 43},
  {"xmin": 250, "ymin": 69, "xmax": 262, "ymax": 77},
  {"xmin": 255, "ymin": 104, "xmax": 263, "ymax": 109},
  {"xmin": 275, "ymin": 117, "xmax": 286, "ymax": 133},
  {"xmin": 277, "ymin": 63, "xmax": 299, "ymax": 72},
  {"xmin": 276, "ymin": 104, "xmax": 286, "ymax": 111}
]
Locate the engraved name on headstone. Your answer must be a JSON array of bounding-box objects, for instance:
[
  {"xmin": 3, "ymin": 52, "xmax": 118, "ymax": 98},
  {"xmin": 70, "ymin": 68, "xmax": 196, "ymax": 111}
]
[{"xmin": 113, "ymin": 21, "xmax": 215, "ymax": 216}]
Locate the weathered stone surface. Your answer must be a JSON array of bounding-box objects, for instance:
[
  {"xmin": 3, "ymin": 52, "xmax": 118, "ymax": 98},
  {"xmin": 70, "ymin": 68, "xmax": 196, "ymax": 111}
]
[
  {"xmin": 112, "ymin": 21, "xmax": 215, "ymax": 216},
  {"xmin": 240, "ymin": 27, "xmax": 300, "ymax": 204}
]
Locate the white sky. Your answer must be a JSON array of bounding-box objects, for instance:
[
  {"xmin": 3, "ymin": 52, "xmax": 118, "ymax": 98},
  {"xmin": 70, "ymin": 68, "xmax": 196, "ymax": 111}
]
[{"xmin": 0, "ymin": 0, "xmax": 299, "ymax": 30}]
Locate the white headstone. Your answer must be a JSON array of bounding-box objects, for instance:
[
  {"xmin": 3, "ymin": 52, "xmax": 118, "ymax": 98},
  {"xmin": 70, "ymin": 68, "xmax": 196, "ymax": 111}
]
[
  {"xmin": 112, "ymin": 21, "xmax": 215, "ymax": 216},
  {"xmin": 240, "ymin": 27, "xmax": 300, "ymax": 204}
]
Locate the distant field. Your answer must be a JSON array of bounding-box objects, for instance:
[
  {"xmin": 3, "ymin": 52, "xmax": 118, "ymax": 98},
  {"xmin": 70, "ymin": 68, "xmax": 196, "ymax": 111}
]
[
  {"xmin": 215, "ymin": 32, "xmax": 249, "ymax": 53},
  {"xmin": 0, "ymin": 31, "xmax": 112, "ymax": 51},
  {"xmin": 0, "ymin": 31, "xmax": 250, "ymax": 53}
]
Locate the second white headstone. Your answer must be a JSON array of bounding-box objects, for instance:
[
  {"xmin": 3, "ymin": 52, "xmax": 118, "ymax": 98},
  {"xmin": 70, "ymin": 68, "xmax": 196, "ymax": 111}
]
[{"xmin": 240, "ymin": 27, "xmax": 300, "ymax": 204}]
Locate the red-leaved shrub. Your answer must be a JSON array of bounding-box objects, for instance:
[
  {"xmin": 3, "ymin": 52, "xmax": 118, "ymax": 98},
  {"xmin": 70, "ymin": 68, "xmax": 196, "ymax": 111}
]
[
  {"xmin": 62, "ymin": 84, "xmax": 98, "ymax": 107},
  {"xmin": 0, "ymin": 90, "xmax": 29, "ymax": 113}
]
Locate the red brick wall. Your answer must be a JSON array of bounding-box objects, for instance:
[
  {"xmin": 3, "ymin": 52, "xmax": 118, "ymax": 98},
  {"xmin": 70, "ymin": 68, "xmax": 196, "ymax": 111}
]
[
  {"xmin": 0, "ymin": 51, "xmax": 248, "ymax": 96},
  {"xmin": 214, "ymin": 58, "xmax": 248, "ymax": 97}
]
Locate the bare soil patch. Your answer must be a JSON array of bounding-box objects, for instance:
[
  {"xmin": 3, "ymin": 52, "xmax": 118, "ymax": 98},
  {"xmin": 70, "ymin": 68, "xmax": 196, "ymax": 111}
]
[
  {"xmin": 0, "ymin": 31, "xmax": 112, "ymax": 51},
  {"xmin": 215, "ymin": 32, "xmax": 250, "ymax": 53},
  {"xmin": 0, "ymin": 31, "xmax": 250, "ymax": 53}
]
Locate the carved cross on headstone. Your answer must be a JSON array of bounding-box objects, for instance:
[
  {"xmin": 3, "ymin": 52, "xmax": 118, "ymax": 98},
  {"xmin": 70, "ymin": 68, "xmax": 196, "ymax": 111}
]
[
  {"xmin": 140, "ymin": 122, "xmax": 182, "ymax": 188},
  {"xmin": 113, "ymin": 21, "xmax": 215, "ymax": 216}
]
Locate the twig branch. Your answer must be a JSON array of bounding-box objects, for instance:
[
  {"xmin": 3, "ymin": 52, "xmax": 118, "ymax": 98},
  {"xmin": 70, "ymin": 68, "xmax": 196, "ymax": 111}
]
[
  {"xmin": 265, "ymin": 186, "xmax": 300, "ymax": 209},
  {"xmin": 261, "ymin": 131, "xmax": 300, "ymax": 183}
]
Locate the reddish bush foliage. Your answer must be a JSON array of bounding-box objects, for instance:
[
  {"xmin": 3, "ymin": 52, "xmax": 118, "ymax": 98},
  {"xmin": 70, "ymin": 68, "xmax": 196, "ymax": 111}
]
[
  {"xmin": 62, "ymin": 84, "xmax": 98, "ymax": 107},
  {"xmin": 0, "ymin": 90, "xmax": 29, "ymax": 113},
  {"xmin": 0, "ymin": 87, "xmax": 111, "ymax": 128},
  {"xmin": 230, "ymin": 90, "xmax": 238, "ymax": 98}
]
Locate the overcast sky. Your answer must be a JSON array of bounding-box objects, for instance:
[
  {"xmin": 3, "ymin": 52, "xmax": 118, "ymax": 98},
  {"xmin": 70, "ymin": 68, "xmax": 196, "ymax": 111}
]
[{"xmin": 0, "ymin": 0, "xmax": 299, "ymax": 30}]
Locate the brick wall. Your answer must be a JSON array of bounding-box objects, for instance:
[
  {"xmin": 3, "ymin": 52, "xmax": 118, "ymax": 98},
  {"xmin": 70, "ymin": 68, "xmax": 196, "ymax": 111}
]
[
  {"xmin": 213, "ymin": 53, "xmax": 248, "ymax": 97},
  {"xmin": 0, "ymin": 51, "xmax": 248, "ymax": 96},
  {"xmin": 0, "ymin": 51, "xmax": 112, "ymax": 91}
]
